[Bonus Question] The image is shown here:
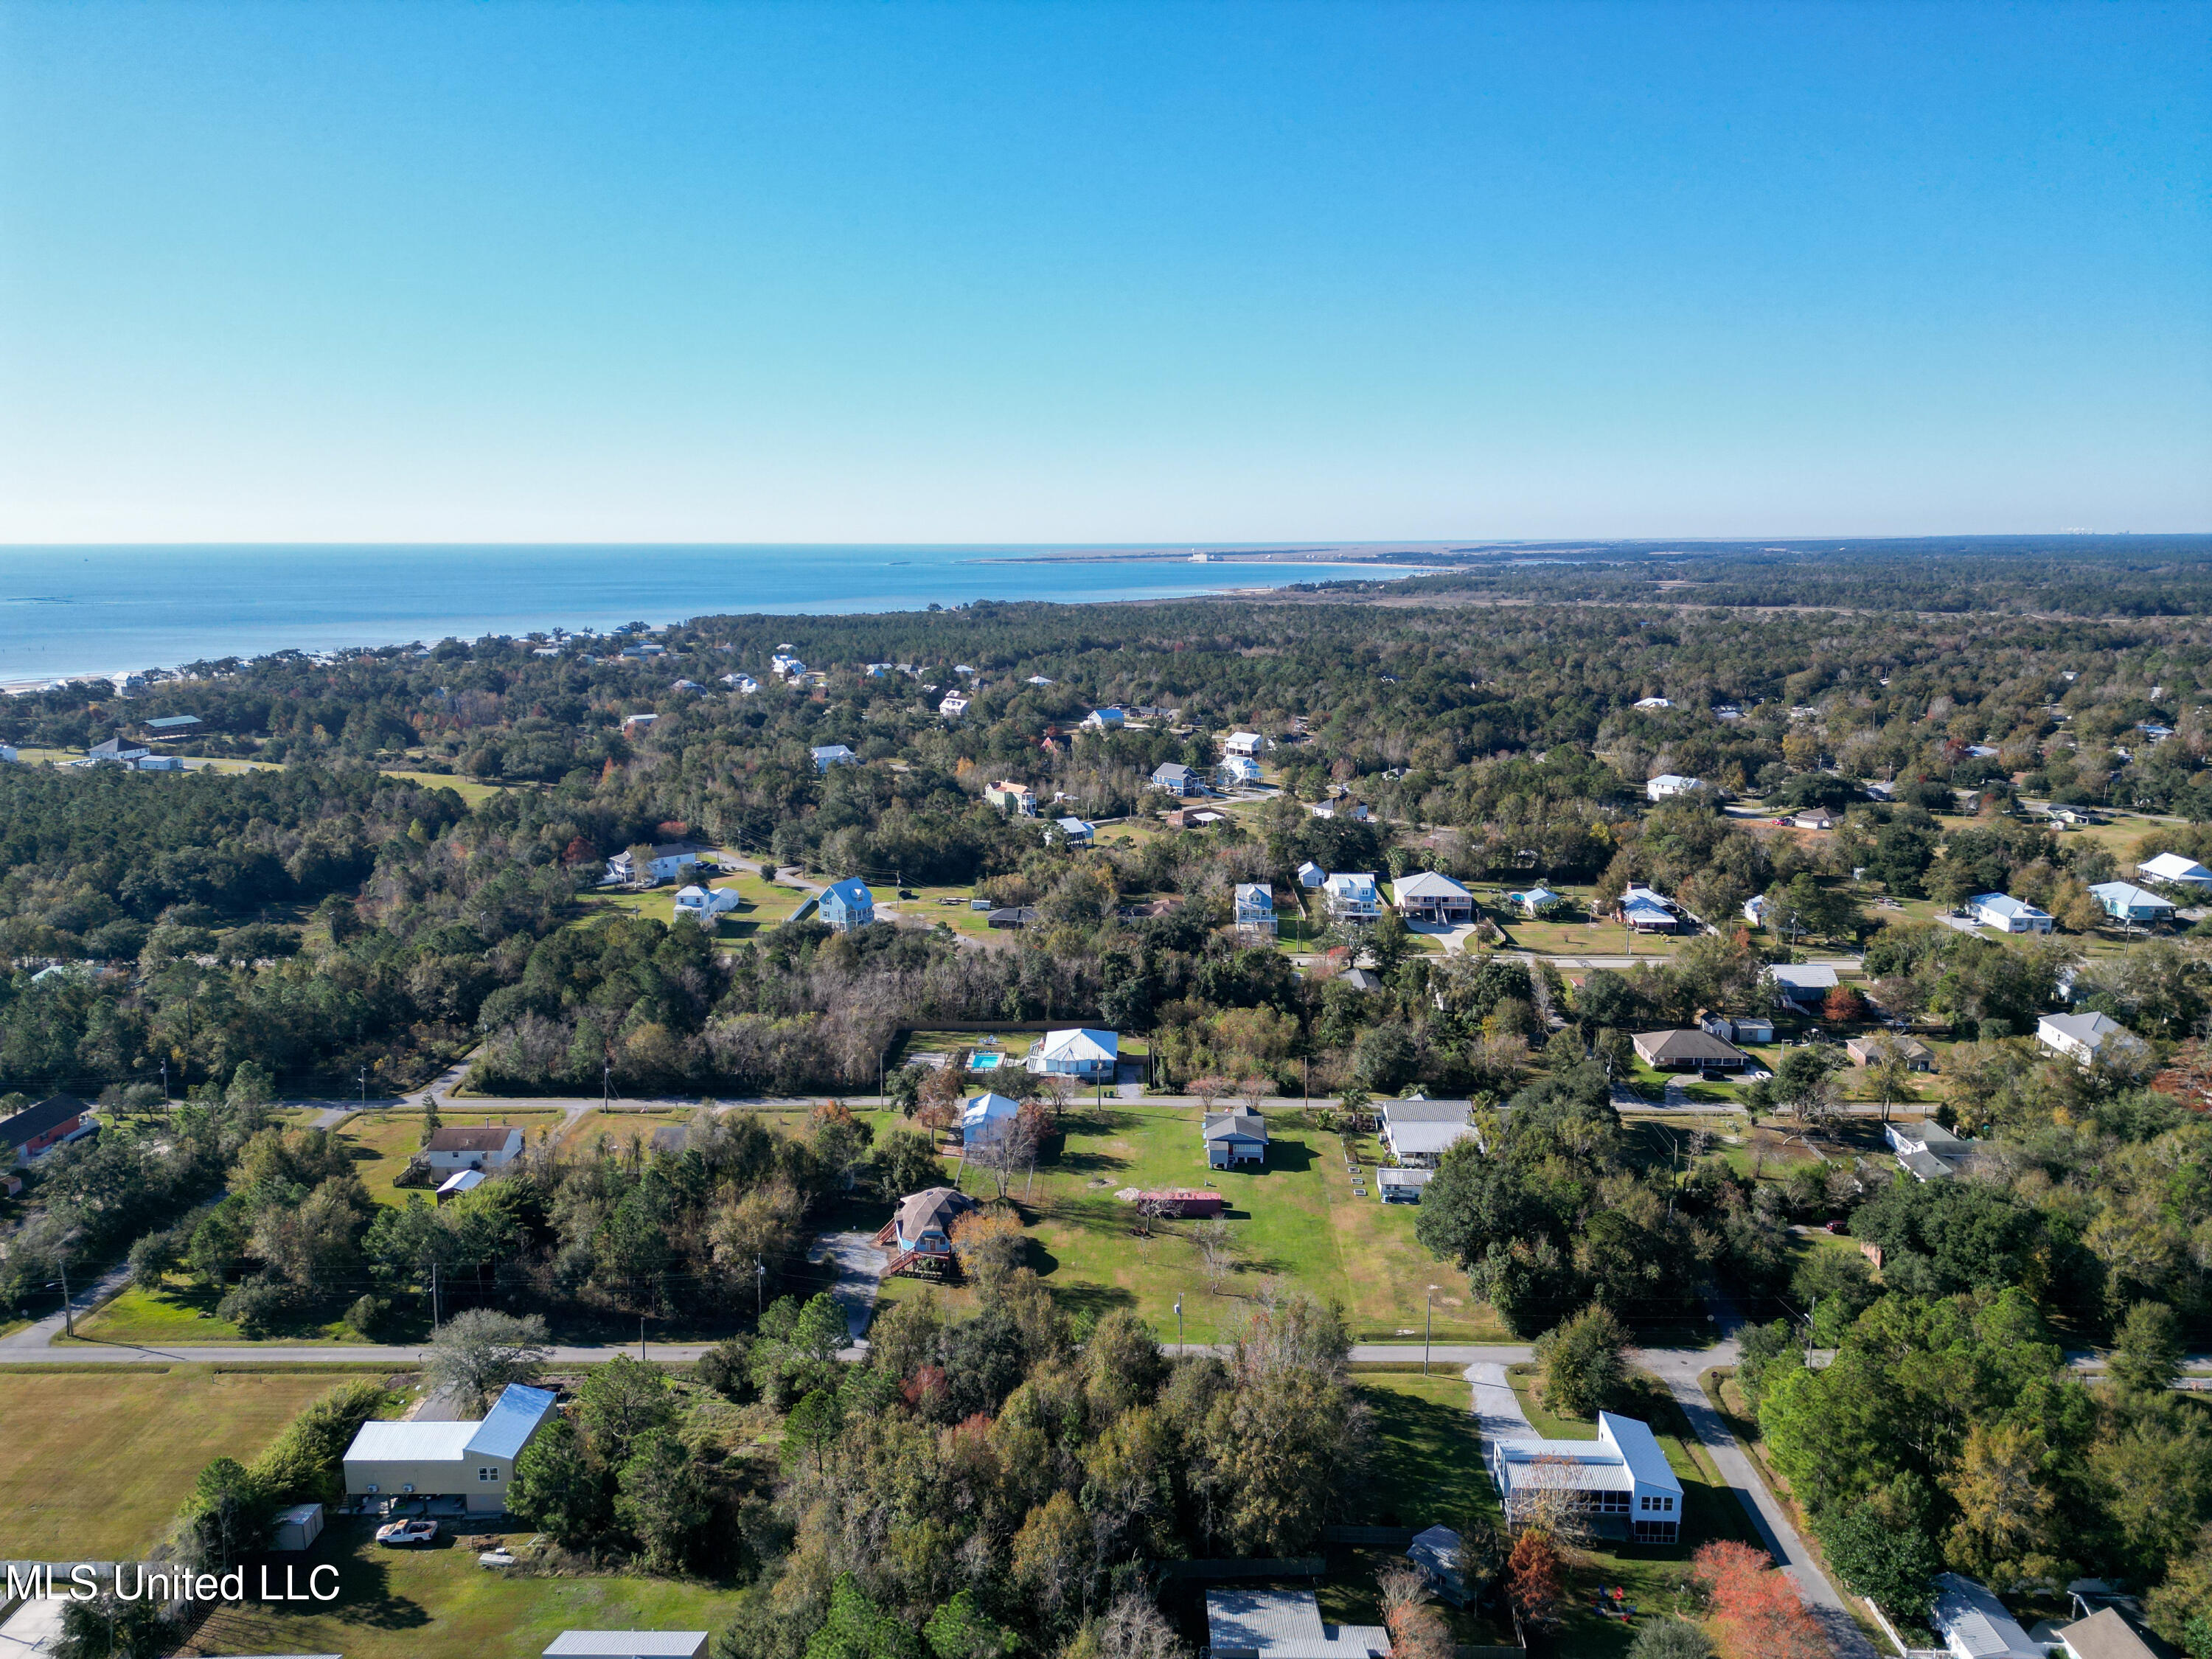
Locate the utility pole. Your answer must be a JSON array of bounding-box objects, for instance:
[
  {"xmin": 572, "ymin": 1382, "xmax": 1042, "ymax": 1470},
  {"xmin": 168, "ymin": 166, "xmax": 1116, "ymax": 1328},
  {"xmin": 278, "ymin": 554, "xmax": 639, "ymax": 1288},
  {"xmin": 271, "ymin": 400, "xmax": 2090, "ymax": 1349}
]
[
  {"xmin": 60, "ymin": 1260, "xmax": 74, "ymax": 1338},
  {"xmin": 640, "ymin": 1313, "xmax": 647, "ymax": 1360},
  {"xmin": 160, "ymin": 1058, "xmax": 168, "ymax": 1102},
  {"xmin": 1425, "ymin": 1284, "xmax": 1437, "ymax": 1374},
  {"xmin": 755, "ymin": 1259, "xmax": 765, "ymax": 1319},
  {"xmin": 603, "ymin": 1052, "xmax": 612, "ymax": 1110},
  {"xmin": 358, "ymin": 1063, "xmax": 367, "ymax": 1105},
  {"xmin": 431, "ymin": 1261, "xmax": 440, "ymax": 1331},
  {"xmin": 1175, "ymin": 1298, "xmax": 1183, "ymax": 1358}
]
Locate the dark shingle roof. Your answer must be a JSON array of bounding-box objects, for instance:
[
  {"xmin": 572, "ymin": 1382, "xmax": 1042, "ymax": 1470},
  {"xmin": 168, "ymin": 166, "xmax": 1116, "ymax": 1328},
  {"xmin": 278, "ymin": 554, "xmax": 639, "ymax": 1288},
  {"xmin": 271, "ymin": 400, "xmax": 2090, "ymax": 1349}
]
[
  {"xmin": 0, "ymin": 1094, "xmax": 88, "ymax": 1150},
  {"xmin": 426, "ymin": 1124, "xmax": 520, "ymax": 1153}
]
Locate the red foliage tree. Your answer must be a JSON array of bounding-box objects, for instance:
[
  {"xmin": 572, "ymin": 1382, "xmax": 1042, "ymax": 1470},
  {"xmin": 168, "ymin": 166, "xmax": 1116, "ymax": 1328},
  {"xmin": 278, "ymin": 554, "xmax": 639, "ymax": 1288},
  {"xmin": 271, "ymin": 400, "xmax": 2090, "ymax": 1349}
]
[
  {"xmin": 1823, "ymin": 984, "xmax": 1868, "ymax": 1024},
  {"xmin": 1506, "ymin": 1531, "xmax": 1564, "ymax": 1630},
  {"xmin": 1691, "ymin": 1540, "xmax": 1829, "ymax": 1659}
]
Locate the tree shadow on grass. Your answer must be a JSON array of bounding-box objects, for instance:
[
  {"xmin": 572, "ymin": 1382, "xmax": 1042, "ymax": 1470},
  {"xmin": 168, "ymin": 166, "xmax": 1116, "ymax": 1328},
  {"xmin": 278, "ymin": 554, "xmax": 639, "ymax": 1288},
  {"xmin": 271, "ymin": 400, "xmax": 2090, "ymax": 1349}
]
[{"xmin": 316, "ymin": 1531, "xmax": 433, "ymax": 1631}]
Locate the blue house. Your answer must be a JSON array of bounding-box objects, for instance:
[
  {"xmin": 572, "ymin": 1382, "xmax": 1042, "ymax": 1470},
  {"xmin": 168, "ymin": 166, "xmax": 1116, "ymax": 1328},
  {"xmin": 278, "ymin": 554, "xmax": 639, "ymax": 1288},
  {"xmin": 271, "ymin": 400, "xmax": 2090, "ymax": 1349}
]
[
  {"xmin": 2090, "ymin": 881, "xmax": 2176, "ymax": 924},
  {"xmin": 818, "ymin": 877, "xmax": 875, "ymax": 933},
  {"xmin": 811, "ymin": 744, "xmax": 858, "ymax": 772}
]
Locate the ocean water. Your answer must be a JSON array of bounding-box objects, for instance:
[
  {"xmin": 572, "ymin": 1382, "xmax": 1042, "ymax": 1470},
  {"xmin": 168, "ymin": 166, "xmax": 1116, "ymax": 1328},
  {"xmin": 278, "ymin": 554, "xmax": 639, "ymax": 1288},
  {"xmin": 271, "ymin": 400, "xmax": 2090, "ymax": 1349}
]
[{"xmin": 0, "ymin": 544, "xmax": 1410, "ymax": 681}]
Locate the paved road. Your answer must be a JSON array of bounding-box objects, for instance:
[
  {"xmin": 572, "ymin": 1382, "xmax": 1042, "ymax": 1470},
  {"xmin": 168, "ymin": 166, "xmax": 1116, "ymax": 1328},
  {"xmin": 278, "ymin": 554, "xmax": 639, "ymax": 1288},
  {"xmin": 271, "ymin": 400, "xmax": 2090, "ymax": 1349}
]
[{"xmin": 1638, "ymin": 1311, "xmax": 1882, "ymax": 1659}]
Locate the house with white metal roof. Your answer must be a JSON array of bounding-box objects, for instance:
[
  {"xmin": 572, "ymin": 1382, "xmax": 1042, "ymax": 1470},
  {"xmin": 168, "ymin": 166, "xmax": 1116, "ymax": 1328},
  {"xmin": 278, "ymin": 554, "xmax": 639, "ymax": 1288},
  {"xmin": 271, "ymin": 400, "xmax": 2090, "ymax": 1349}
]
[
  {"xmin": 1222, "ymin": 731, "xmax": 1268, "ymax": 757},
  {"xmin": 1929, "ymin": 1573, "xmax": 2042, "ymax": 1659},
  {"xmin": 1488, "ymin": 1412, "xmax": 1683, "ymax": 1542},
  {"xmin": 1645, "ymin": 773, "xmax": 1704, "ymax": 801},
  {"xmin": 1768, "ymin": 961, "xmax": 1840, "ymax": 1005},
  {"xmin": 2038, "ymin": 1012, "xmax": 2148, "ymax": 1069},
  {"xmin": 2138, "ymin": 851, "xmax": 2212, "ymax": 888},
  {"xmin": 1295, "ymin": 860, "xmax": 1326, "ymax": 888},
  {"xmin": 961, "ymin": 1092, "xmax": 1023, "ymax": 1147},
  {"xmin": 1970, "ymin": 892, "xmax": 2053, "ymax": 934},
  {"xmin": 543, "ymin": 1634, "xmax": 709, "ymax": 1659},
  {"xmin": 1205, "ymin": 1587, "xmax": 1387, "ymax": 1659},
  {"xmin": 1378, "ymin": 1099, "xmax": 1475, "ymax": 1168},
  {"xmin": 344, "ymin": 1382, "xmax": 557, "ymax": 1512},
  {"xmin": 1322, "ymin": 872, "xmax": 1381, "ymax": 923},
  {"xmin": 1026, "ymin": 1027, "xmax": 1119, "ymax": 1081},
  {"xmin": 1391, "ymin": 871, "xmax": 1475, "ymax": 924}
]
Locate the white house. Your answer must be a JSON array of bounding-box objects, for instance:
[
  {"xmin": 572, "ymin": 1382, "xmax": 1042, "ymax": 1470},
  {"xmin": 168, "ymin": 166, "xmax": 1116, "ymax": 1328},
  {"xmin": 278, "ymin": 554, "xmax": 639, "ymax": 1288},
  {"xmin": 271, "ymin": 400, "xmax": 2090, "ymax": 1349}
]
[
  {"xmin": 1970, "ymin": 893, "xmax": 2053, "ymax": 933},
  {"xmin": 672, "ymin": 885, "xmax": 741, "ymax": 926},
  {"xmin": 2038, "ymin": 1012, "xmax": 2147, "ymax": 1068},
  {"xmin": 939, "ymin": 693, "xmax": 970, "ymax": 720},
  {"xmin": 607, "ymin": 844, "xmax": 700, "ymax": 885},
  {"xmin": 1322, "ymin": 872, "xmax": 1382, "ymax": 923},
  {"xmin": 811, "ymin": 744, "xmax": 858, "ymax": 771},
  {"xmin": 1887, "ymin": 1120, "xmax": 1976, "ymax": 1182},
  {"xmin": 1205, "ymin": 1588, "xmax": 1385, "ymax": 1659},
  {"xmin": 1488, "ymin": 1413, "xmax": 1683, "ymax": 1543},
  {"xmin": 722, "ymin": 673, "xmax": 759, "ymax": 694},
  {"xmin": 1296, "ymin": 860, "xmax": 1326, "ymax": 889},
  {"xmin": 1218, "ymin": 756, "xmax": 1262, "ymax": 787},
  {"xmin": 344, "ymin": 1382, "xmax": 557, "ymax": 1512},
  {"xmin": 1051, "ymin": 816, "xmax": 1095, "ymax": 846},
  {"xmin": 1309, "ymin": 796, "xmax": 1369, "ymax": 821},
  {"xmin": 1026, "ymin": 1028, "xmax": 1119, "ymax": 1081},
  {"xmin": 961, "ymin": 1091, "xmax": 1023, "ymax": 1147},
  {"xmin": 2090, "ymin": 881, "xmax": 2175, "ymax": 924},
  {"xmin": 1392, "ymin": 871, "xmax": 1475, "ymax": 924},
  {"xmin": 1508, "ymin": 886, "xmax": 1561, "ymax": 917},
  {"xmin": 770, "ymin": 653, "xmax": 806, "ymax": 680},
  {"xmin": 1742, "ymin": 894, "xmax": 1768, "ymax": 927},
  {"xmin": 2138, "ymin": 851, "xmax": 2212, "ymax": 889},
  {"xmin": 1223, "ymin": 731, "xmax": 1268, "ymax": 757},
  {"xmin": 1645, "ymin": 773, "xmax": 1704, "ymax": 802},
  {"xmin": 422, "ymin": 1125, "xmax": 524, "ymax": 1173},
  {"xmin": 1378, "ymin": 1099, "xmax": 1475, "ymax": 1168},
  {"xmin": 1700, "ymin": 1013, "xmax": 1774, "ymax": 1045},
  {"xmin": 1633, "ymin": 696, "xmax": 1673, "ymax": 709},
  {"xmin": 1928, "ymin": 1574, "xmax": 2042, "ymax": 1659},
  {"xmin": 1234, "ymin": 883, "xmax": 1277, "ymax": 937},
  {"xmin": 1618, "ymin": 884, "xmax": 1684, "ymax": 933},
  {"xmin": 543, "ymin": 1635, "xmax": 708, "ymax": 1659}
]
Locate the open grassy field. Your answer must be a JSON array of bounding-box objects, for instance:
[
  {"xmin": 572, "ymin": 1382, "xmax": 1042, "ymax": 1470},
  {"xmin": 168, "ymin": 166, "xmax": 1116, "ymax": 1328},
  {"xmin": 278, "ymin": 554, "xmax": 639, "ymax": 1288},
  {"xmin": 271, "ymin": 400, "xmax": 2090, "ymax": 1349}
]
[
  {"xmin": 179, "ymin": 1520, "xmax": 742, "ymax": 1659},
  {"xmin": 67, "ymin": 1277, "xmax": 384, "ymax": 1346},
  {"xmin": 1001, "ymin": 1103, "xmax": 1506, "ymax": 1344},
  {"xmin": 0, "ymin": 1369, "xmax": 347, "ymax": 1558},
  {"xmin": 577, "ymin": 870, "xmax": 810, "ymax": 937}
]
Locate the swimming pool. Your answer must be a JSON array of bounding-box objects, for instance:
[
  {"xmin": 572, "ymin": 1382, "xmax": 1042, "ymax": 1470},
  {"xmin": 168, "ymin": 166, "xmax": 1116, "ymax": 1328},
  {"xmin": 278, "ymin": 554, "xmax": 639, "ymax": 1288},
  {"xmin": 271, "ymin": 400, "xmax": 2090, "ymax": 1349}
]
[{"xmin": 969, "ymin": 1053, "xmax": 1004, "ymax": 1071}]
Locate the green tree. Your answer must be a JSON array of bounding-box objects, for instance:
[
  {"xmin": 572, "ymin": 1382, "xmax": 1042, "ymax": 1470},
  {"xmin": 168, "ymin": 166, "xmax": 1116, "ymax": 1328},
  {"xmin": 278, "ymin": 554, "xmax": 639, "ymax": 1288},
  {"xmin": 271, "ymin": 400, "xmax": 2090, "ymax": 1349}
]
[
  {"xmin": 423, "ymin": 1308, "xmax": 550, "ymax": 1411},
  {"xmin": 55, "ymin": 1593, "xmax": 174, "ymax": 1659},
  {"xmin": 509, "ymin": 1413, "xmax": 610, "ymax": 1548},
  {"xmin": 1817, "ymin": 1503, "xmax": 1939, "ymax": 1621},
  {"xmin": 1626, "ymin": 1623, "xmax": 1716, "ymax": 1659},
  {"xmin": 577, "ymin": 1353, "xmax": 675, "ymax": 1464},
  {"xmin": 177, "ymin": 1456, "xmax": 268, "ymax": 1573},
  {"xmin": 614, "ymin": 1429, "xmax": 709, "ymax": 1573},
  {"xmin": 1532, "ymin": 1303, "xmax": 1628, "ymax": 1418},
  {"xmin": 785, "ymin": 1385, "xmax": 845, "ymax": 1477},
  {"xmin": 924, "ymin": 1591, "xmax": 1015, "ymax": 1659},
  {"xmin": 809, "ymin": 1574, "xmax": 920, "ymax": 1659},
  {"xmin": 2109, "ymin": 1301, "xmax": 2185, "ymax": 1396}
]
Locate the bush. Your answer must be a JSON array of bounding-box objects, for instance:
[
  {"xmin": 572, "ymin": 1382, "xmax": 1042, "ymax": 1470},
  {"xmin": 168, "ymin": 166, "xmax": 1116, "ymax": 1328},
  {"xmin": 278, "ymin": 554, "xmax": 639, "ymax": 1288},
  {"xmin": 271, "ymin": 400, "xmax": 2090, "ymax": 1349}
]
[
  {"xmin": 695, "ymin": 1334, "xmax": 755, "ymax": 1401},
  {"xmin": 344, "ymin": 1294, "xmax": 390, "ymax": 1338},
  {"xmin": 248, "ymin": 1377, "xmax": 394, "ymax": 1504},
  {"xmin": 215, "ymin": 1278, "xmax": 296, "ymax": 1338},
  {"xmin": 1628, "ymin": 1623, "xmax": 1716, "ymax": 1659}
]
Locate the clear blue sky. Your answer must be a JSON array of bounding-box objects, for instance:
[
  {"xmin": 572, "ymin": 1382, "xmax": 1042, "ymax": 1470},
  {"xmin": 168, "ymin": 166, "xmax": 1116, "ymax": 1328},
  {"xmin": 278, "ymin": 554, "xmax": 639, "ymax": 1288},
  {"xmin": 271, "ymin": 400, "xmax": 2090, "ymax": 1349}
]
[{"xmin": 1, "ymin": 1, "xmax": 2205, "ymax": 542}]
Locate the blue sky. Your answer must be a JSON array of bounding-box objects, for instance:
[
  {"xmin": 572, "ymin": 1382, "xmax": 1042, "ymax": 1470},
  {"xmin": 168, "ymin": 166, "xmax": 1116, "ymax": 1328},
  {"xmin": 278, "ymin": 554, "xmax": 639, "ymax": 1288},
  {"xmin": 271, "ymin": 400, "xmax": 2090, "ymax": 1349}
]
[{"xmin": 1, "ymin": 0, "xmax": 2205, "ymax": 542}]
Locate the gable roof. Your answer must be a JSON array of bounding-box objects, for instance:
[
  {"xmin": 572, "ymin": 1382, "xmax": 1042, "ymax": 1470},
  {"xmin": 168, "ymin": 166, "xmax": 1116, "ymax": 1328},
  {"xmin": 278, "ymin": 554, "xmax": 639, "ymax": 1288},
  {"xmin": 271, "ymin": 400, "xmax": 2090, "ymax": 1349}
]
[
  {"xmin": 961, "ymin": 1091, "xmax": 1022, "ymax": 1128},
  {"xmin": 0, "ymin": 1094, "xmax": 88, "ymax": 1150},
  {"xmin": 465, "ymin": 1383, "xmax": 559, "ymax": 1460},
  {"xmin": 1234, "ymin": 883, "xmax": 1273, "ymax": 906},
  {"xmin": 346, "ymin": 1419, "xmax": 479, "ymax": 1464},
  {"xmin": 2092, "ymin": 881, "xmax": 2175, "ymax": 911},
  {"xmin": 1768, "ymin": 962, "xmax": 1840, "ymax": 992},
  {"xmin": 2053, "ymin": 1607, "xmax": 2164, "ymax": 1659},
  {"xmin": 1930, "ymin": 1573, "xmax": 2041, "ymax": 1659},
  {"xmin": 1392, "ymin": 871, "xmax": 1472, "ymax": 900},
  {"xmin": 426, "ymin": 1125, "xmax": 520, "ymax": 1154},
  {"xmin": 2140, "ymin": 851, "xmax": 2212, "ymax": 883},
  {"xmin": 543, "ymin": 1632, "xmax": 710, "ymax": 1658},
  {"xmin": 821, "ymin": 877, "xmax": 873, "ymax": 908},
  {"xmin": 1382, "ymin": 1099, "xmax": 1472, "ymax": 1123},
  {"xmin": 1972, "ymin": 892, "xmax": 2050, "ymax": 921},
  {"xmin": 1202, "ymin": 1111, "xmax": 1269, "ymax": 1143},
  {"xmin": 1597, "ymin": 1413, "xmax": 1682, "ymax": 1495}
]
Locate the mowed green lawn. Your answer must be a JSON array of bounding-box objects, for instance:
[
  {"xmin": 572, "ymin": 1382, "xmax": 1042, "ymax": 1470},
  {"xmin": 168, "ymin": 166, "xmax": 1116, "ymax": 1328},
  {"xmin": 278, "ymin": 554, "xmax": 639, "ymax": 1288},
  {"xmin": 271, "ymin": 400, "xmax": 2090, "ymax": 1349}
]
[
  {"xmin": 1006, "ymin": 1105, "xmax": 1506, "ymax": 1344},
  {"xmin": 0, "ymin": 1370, "xmax": 342, "ymax": 1558},
  {"xmin": 181, "ymin": 1520, "xmax": 741, "ymax": 1659}
]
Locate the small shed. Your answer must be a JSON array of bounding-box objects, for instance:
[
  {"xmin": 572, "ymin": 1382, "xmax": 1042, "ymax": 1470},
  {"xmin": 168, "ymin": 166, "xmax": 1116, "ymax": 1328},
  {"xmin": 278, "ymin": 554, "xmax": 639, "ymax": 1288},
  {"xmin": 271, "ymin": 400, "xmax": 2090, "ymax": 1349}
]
[
  {"xmin": 1406, "ymin": 1525, "xmax": 1465, "ymax": 1605},
  {"xmin": 272, "ymin": 1503, "xmax": 325, "ymax": 1551},
  {"xmin": 543, "ymin": 1635, "xmax": 709, "ymax": 1659},
  {"xmin": 436, "ymin": 1168, "xmax": 487, "ymax": 1204}
]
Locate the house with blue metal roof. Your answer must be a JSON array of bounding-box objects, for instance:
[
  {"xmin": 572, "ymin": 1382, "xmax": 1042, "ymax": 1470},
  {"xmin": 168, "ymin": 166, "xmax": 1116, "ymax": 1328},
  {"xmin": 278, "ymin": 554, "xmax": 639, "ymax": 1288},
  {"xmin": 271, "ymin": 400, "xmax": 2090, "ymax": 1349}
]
[
  {"xmin": 818, "ymin": 877, "xmax": 875, "ymax": 933},
  {"xmin": 343, "ymin": 1382, "xmax": 558, "ymax": 1512}
]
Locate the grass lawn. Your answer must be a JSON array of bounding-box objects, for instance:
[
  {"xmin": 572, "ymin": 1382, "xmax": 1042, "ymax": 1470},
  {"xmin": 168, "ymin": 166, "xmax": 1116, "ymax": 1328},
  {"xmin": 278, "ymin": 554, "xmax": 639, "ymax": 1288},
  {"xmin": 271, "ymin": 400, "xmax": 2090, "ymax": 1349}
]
[
  {"xmin": 179, "ymin": 1520, "xmax": 742, "ymax": 1659},
  {"xmin": 375, "ymin": 768, "xmax": 513, "ymax": 806},
  {"xmin": 998, "ymin": 1104, "xmax": 1506, "ymax": 1344},
  {"xmin": 66, "ymin": 1276, "xmax": 393, "ymax": 1346},
  {"xmin": 577, "ymin": 871, "xmax": 810, "ymax": 939},
  {"xmin": 0, "ymin": 1369, "xmax": 349, "ymax": 1558},
  {"xmin": 1356, "ymin": 1371, "xmax": 1499, "ymax": 1528}
]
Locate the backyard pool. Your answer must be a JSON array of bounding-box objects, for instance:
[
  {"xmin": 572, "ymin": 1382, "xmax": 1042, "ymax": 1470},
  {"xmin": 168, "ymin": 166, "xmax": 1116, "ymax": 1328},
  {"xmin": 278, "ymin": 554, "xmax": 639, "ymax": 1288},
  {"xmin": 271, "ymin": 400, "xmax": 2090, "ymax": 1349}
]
[{"xmin": 970, "ymin": 1052, "xmax": 1004, "ymax": 1071}]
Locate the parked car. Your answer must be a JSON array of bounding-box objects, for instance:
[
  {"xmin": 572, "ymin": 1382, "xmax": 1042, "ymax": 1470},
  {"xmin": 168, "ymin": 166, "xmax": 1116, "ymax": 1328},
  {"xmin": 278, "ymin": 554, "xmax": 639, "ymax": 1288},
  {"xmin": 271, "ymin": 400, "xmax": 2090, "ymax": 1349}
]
[{"xmin": 375, "ymin": 1519, "xmax": 439, "ymax": 1547}]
